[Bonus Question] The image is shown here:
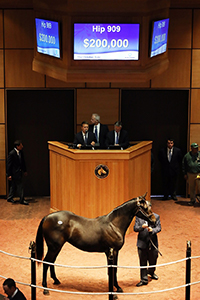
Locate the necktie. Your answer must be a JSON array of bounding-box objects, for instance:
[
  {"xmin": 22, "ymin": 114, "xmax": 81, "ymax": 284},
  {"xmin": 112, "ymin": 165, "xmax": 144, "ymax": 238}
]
[
  {"xmin": 168, "ymin": 149, "xmax": 172, "ymax": 162},
  {"xmin": 116, "ymin": 132, "xmax": 119, "ymax": 144},
  {"xmin": 95, "ymin": 126, "xmax": 98, "ymax": 142},
  {"xmin": 85, "ymin": 133, "xmax": 88, "ymax": 145}
]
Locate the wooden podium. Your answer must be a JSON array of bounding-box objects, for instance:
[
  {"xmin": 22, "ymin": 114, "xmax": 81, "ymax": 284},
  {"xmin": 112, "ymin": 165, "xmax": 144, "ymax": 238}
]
[{"xmin": 48, "ymin": 141, "xmax": 152, "ymax": 222}]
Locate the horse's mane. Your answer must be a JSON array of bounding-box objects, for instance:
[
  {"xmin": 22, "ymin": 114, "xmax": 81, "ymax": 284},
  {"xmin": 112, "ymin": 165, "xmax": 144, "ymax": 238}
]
[{"xmin": 107, "ymin": 197, "xmax": 137, "ymax": 219}]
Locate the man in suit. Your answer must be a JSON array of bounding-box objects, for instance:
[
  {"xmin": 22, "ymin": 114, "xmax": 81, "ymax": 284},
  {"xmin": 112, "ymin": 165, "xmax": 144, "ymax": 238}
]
[
  {"xmin": 158, "ymin": 138, "xmax": 182, "ymax": 200},
  {"xmin": 73, "ymin": 121, "xmax": 97, "ymax": 149},
  {"xmin": 105, "ymin": 121, "xmax": 129, "ymax": 149},
  {"xmin": 6, "ymin": 140, "xmax": 28, "ymax": 205},
  {"xmin": 134, "ymin": 204, "xmax": 161, "ymax": 287},
  {"xmin": 3, "ymin": 278, "xmax": 27, "ymax": 300},
  {"xmin": 89, "ymin": 113, "xmax": 109, "ymax": 149}
]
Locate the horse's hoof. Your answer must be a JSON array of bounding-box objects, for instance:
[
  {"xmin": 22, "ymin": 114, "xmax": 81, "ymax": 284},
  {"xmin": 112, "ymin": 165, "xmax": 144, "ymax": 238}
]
[
  {"xmin": 43, "ymin": 289, "xmax": 49, "ymax": 295},
  {"xmin": 53, "ymin": 279, "xmax": 61, "ymax": 285},
  {"xmin": 117, "ymin": 287, "xmax": 123, "ymax": 293}
]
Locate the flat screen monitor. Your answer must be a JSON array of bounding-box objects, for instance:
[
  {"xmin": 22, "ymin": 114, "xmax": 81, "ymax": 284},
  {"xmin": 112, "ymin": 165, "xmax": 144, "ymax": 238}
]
[
  {"xmin": 35, "ymin": 18, "xmax": 60, "ymax": 58},
  {"xmin": 74, "ymin": 23, "xmax": 140, "ymax": 60},
  {"xmin": 150, "ymin": 18, "xmax": 169, "ymax": 58}
]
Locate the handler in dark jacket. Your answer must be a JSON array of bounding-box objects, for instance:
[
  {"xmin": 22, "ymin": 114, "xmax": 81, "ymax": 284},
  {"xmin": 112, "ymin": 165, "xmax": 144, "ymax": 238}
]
[
  {"xmin": 6, "ymin": 140, "xmax": 28, "ymax": 205},
  {"xmin": 134, "ymin": 203, "xmax": 161, "ymax": 287},
  {"xmin": 3, "ymin": 278, "xmax": 27, "ymax": 300}
]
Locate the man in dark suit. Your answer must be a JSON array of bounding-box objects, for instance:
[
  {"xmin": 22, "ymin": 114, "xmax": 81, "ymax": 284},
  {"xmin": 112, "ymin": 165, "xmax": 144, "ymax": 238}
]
[
  {"xmin": 6, "ymin": 140, "xmax": 28, "ymax": 205},
  {"xmin": 89, "ymin": 113, "xmax": 109, "ymax": 149},
  {"xmin": 158, "ymin": 138, "xmax": 182, "ymax": 200},
  {"xmin": 3, "ymin": 278, "xmax": 27, "ymax": 300},
  {"xmin": 73, "ymin": 121, "xmax": 97, "ymax": 148},
  {"xmin": 105, "ymin": 121, "xmax": 129, "ymax": 149},
  {"xmin": 134, "ymin": 205, "xmax": 161, "ymax": 287}
]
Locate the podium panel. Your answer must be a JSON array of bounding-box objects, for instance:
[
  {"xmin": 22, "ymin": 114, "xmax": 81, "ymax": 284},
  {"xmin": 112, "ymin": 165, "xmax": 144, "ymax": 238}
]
[{"xmin": 48, "ymin": 141, "xmax": 152, "ymax": 225}]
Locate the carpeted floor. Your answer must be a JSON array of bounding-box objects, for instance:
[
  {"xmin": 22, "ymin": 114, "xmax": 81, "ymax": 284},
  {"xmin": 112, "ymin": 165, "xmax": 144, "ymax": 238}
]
[{"xmin": 0, "ymin": 196, "xmax": 199, "ymax": 300}]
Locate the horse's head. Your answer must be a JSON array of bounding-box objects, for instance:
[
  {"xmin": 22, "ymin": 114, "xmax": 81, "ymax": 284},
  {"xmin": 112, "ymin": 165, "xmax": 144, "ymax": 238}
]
[{"xmin": 136, "ymin": 193, "xmax": 156, "ymax": 225}]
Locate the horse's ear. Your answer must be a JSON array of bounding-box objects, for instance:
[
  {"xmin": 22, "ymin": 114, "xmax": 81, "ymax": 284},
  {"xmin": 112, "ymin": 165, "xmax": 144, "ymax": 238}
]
[{"xmin": 139, "ymin": 192, "xmax": 147, "ymax": 199}]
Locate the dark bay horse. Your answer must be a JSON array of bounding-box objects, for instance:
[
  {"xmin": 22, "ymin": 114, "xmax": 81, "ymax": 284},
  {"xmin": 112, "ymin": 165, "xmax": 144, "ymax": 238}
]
[{"xmin": 35, "ymin": 193, "xmax": 156, "ymax": 294}]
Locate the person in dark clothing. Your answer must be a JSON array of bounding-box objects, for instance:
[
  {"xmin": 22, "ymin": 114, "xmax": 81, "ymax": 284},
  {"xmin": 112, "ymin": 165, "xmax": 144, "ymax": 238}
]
[
  {"xmin": 105, "ymin": 121, "xmax": 129, "ymax": 149},
  {"xmin": 6, "ymin": 140, "xmax": 28, "ymax": 205},
  {"xmin": 158, "ymin": 138, "xmax": 182, "ymax": 200},
  {"xmin": 134, "ymin": 203, "xmax": 161, "ymax": 287},
  {"xmin": 73, "ymin": 121, "xmax": 97, "ymax": 149},
  {"xmin": 89, "ymin": 113, "xmax": 109, "ymax": 149},
  {"xmin": 3, "ymin": 278, "xmax": 27, "ymax": 300}
]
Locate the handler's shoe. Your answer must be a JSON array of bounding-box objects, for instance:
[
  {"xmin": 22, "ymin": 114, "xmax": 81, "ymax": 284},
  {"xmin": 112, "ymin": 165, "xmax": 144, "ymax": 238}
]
[
  {"xmin": 150, "ymin": 273, "xmax": 159, "ymax": 280},
  {"xmin": 136, "ymin": 281, "xmax": 148, "ymax": 287}
]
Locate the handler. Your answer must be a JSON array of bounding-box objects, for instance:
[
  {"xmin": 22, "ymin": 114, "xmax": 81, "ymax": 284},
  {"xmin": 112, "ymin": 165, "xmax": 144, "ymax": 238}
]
[
  {"xmin": 3, "ymin": 278, "xmax": 27, "ymax": 300},
  {"xmin": 134, "ymin": 202, "xmax": 161, "ymax": 287}
]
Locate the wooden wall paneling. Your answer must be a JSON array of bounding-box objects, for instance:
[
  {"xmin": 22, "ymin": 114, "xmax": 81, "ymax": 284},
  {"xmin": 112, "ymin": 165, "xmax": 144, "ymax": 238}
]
[
  {"xmin": 0, "ymin": 10, "xmax": 3, "ymax": 48},
  {"xmin": 192, "ymin": 50, "xmax": 200, "ymax": 88},
  {"xmin": 168, "ymin": 9, "xmax": 192, "ymax": 49},
  {"xmin": 0, "ymin": 89, "xmax": 4, "ymax": 123},
  {"xmin": 77, "ymin": 89, "xmax": 119, "ymax": 125},
  {"xmin": 190, "ymin": 89, "xmax": 200, "ymax": 123},
  {"xmin": 151, "ymin": 49, "xmax": 191, "ymax": 88},
  {"xmin": 0, "ymin": 1, "xmax": 33, "ymax": 9},
  {"xmin": 5, "ymin": 50, "xmax": 45, "ymax": 87},
  {"xmin": 170, "ymin": 0, "xmax": 200, "ymax": 9},
  {"xmin": 86, "ymin": 83, "xmax": 110, "ymax": 88},
  {"xmin": 0, "ymin": 124, "xmax": 5, "ymax": 159},
  {"xmin": 0, "ymin": 160, "xmax": 6, "ymax": 195},
  {"xmin": 111, "ymin": 81, "xmax": 150, "ymax": 88},
  {"xmin": 4, "ymin": 9, "xmax": 34, "ymax": 48},
  {"xmin": 190, "ymin": 124, "xmax": 200, "ymax": 146},
  {"xmin": 193, "ymin": 9, "xmax": 200, "ymax": 48},
  {"xmin": 0, "ymin": 50, "xmax": 4, "ymax": 87},
  {"xmin": 46, "ymin": 76, "xmax": 85, "ymax": 88}
]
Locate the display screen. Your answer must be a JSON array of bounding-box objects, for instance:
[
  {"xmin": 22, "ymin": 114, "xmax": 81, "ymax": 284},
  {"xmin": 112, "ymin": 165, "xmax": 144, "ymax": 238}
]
[
  {"xmin": 150, "ymin": 18, "xmax": 169, "ymax": 58},
  {"xmin": 74, "ymin": 23, "xmax": 140, "ymax": 60},
  {"xmin": 35, "ymin": 18, "xmax": 60, "ymax": 58}
]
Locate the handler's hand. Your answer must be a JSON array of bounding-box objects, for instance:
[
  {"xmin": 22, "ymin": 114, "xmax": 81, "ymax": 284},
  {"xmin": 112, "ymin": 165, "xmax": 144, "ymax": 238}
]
[
  {"xmin": 148, "ymin": 227, "xmax": 153, "ymax": 232},
  {"xmin": 142, "ymin": 224, "xmax": 148, "ymax": 229}
]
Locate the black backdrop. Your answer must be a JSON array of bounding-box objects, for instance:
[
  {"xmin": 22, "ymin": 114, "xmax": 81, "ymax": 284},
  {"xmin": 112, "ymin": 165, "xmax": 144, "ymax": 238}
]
[
  {"xmin": 121, "ymin": 89, "xmax": 188, "ymax": 196},
  {"xmin": 7, "ymin": 89, "xmax": 74, "ymax": 196}
]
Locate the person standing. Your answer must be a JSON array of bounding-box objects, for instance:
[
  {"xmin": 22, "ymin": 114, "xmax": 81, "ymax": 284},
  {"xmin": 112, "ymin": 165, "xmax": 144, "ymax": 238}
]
[
  {"xmin": 158, "ymin": 138, "xmax": 182, "ymax": 200},
  {"xmin": 89, "ymin": 113, "xmax": 109, "ymax": 149},
  {"xmin": 105, "ymin": 121, "xmax": 129, "ymax": 149},
  {"xmin": 6, "ymin": 140, "xmax": 28, "ymax": 205},
  {"xmin": 73, "ymin": 121, "xmax": 97, "ymax": 149},
  {"xmin": 134, "ymin": 203, "xmax": 161, "ymax": 287},
  {"xmin": 182, "ymin": 142, "xmax": 200, "ymax": 205},
  {"xmin": 3, "ymin": 278, "xmax": 27, "ymax": 300}
]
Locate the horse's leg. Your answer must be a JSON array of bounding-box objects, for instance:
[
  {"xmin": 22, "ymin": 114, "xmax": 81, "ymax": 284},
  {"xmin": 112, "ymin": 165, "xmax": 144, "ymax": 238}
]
[
  {"xmin": 42, "ymin": 247, "xmax": 61, "ymax": 295},
  {"xmin": 105, "ymin": 250, "xmax": 123, "ymax": 295},
  {"xmin": 113, "ymin": 250, "xmax": 123, "ymax": 293},
  {"xmin": 50, "ymin": 251, "xmax": 61, "ymax": 285}
]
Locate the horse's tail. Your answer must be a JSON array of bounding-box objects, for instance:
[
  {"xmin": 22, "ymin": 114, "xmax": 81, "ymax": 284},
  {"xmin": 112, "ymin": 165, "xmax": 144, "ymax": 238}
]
[{"xmin": 35, "ymin": 217, "xmax": 45, "ymax": 263}]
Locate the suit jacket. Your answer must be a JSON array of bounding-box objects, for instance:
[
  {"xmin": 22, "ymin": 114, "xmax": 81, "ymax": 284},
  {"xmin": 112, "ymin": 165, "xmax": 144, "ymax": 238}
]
[
  {"xmin": 73, "ymin": 131, "xmax": 97, "ymax": 147},
  {"xmin": 89, "ymin": 123, "xmax": 109, "ymax": 149},
  {"xmin": 105, "ymin": 129, "xmax": 129, "ymax": 149},
  {"xmin": 158, "ymin": 146, "xmax": 182, "ymax": 176},
  {"xmin": 134, "ymin": 213, "xmax": 161, "ymax": 249},
  {"xmin": 6, "ymin": 149, "xmax": 26, "ymax": 180},
  {"xmin": 10, "ymin": 288, "xmax": 27, "ymax": 300}
]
